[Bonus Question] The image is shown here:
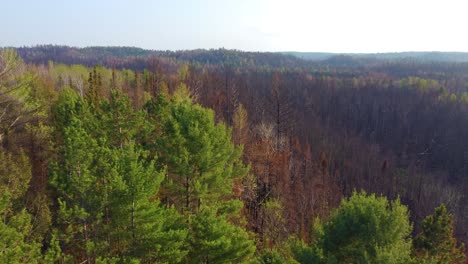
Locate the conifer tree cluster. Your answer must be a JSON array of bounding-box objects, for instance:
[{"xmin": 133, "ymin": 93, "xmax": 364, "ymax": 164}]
[{"xmin": 47, "ymin": 86, "xmax": 255, "ymax": 262}]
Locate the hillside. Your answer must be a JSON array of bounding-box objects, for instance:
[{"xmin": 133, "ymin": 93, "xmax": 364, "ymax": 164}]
[
  {"xmin": 14, "ymin": 45, "xmax": 308, "ymax": 69},
  {"xmin": 285, "ymin": 51, "xmax": 468, "ymax": 62},
  {"xmin": 1, "ymin": 46, "xmax": 467, "ymax": 262}
]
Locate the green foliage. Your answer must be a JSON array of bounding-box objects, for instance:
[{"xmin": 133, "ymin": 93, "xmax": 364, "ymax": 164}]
[
  {"xmin": 0, "ymin": 192, "xmax": 41, "ymax": 263},
  {"xmin": 317, "ymin": 191, "xmax": 413, "ymax": 264},
  {"xmin": 261, "ymin": 199, "xmax": 287, "ymax": 247},
  {"xmin": 252, "ymin": 238, "xmax": 316, "ymax": 264},
  {"xmin": 189, "ymin": 207, "xmax": 256, "ymax": 263},
  {"xmin": 254, "ymin": 249, "xmax": 297, "ymax": 264},
  {"xmin": 0, "ymin": 150, "xmax": 31, "ymax": 201},
  {"xmin": 50, "ymin": 88, "xmax": 188, "ymax": 262},
  {"xmin": 0, "ymin": 49, "xmax": 38, "ymax": 144},
  {"xmin": 178, "ymin": 64, "xmax": 190, "ymax": 81},
  {"xmin": 0, "ymin": 149, "xmax": 44, "ymax": 263},
  {"xmin": 100, "ymin": 89, "xmax": 146, "ymax": 146},
  {"xmin": 232, "ymin": 103, "xmax": 248, "ymax": 144},
  {"xmin": 413, "ymin": 205, "xmax": 466, "ymax": 264},
  {"xmin": 0, "ymin": 49, "xmax": 56, "ymax": 263},
  {"xmin": 48, "ymin": 86, "xmax": 257, "ymax": 262},
  {"xmin": 50, "ymin": 89, "xmax": 107, "ymax": 259},
  {"xmin": 149, "ymin": 86, "xmax": 249, "ymax": 213},
  {"xmin": 43, "ymin": 232, "xmax": 64, "ymax": 263},
  {"xmin": 7, "ymin": 50, "xmax": 468, "ymax": 264},
  {"xmin": 107, "ymin": 143, "xmax": 188, "ymax": 263},
  {"xmin": 288, "ymin": 238, "xmax": 321, "ymax": 264},
  {"xmin": 144, "ymin": 86, "xmax": 256, "ymax": 263}
]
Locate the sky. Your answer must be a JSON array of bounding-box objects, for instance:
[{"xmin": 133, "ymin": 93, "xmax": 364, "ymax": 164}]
[{"xmin": 2, "ymin": 0, "xmax": 468, "ymax": 53}]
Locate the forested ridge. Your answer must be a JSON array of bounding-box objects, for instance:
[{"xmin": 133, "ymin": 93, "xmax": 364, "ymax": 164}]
[{"xmin": 0, "ymin": 46, "xmax": 467, "ymax": 263}]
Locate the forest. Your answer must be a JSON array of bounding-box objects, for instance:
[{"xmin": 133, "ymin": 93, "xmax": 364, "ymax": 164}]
[{"xmin": 0, "ymin": 46, "xmax": 467, "ymax": 263}]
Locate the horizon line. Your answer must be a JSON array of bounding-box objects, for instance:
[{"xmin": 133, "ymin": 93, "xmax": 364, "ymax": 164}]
[{"xmin": 3, "ymin": 44, "xmax": 468, "ymax": 55}]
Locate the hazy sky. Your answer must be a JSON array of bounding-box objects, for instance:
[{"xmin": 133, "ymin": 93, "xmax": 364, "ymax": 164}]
[{"xmin": 2, "ymin": 0, "xmax": 468, "ymax": 52}]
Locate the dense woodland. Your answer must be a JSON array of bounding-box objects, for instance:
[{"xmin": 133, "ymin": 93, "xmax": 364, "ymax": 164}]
[{"xmin": 0, "ymin": 46, "xmax": 467, "ymax": 263}]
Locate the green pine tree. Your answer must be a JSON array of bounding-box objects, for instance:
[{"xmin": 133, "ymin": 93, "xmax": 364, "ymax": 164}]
[
  {"xmin": 0, "ymin": 192, "xmax": 42, "ymax": 264},
  {"xmin": 413, "ymin": 205, "xmax": 466, "ymax": 264},
  {"xmin": 0, "ymin": 150, "xmax": 42, "ymax": 263},
  {"xmin": 145, "ymin": 86, "xmax": 256, "ymax": 263},
  {"xmin": 147, "ymin": 86, "xmax": 248, "ymax": 213},
  {"xmin": 51, "ymin": 88, "xmax": 189, "ymax": 262},
  {"xmin": 189, "ymin": 207, "xmax": 256, "ymax": 263},
  {"xmin": 317, "ymin": 191, "xmax": 413, "ymax": 264},
  {"xmin": 108, "ymin": 142, "xmax": 188, "ymax": 263}
]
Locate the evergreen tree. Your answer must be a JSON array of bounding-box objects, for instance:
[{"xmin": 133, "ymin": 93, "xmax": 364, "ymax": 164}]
[
  {"xmin": 51, "ymin": 89, "xmax": 188, "ymax": 262},
  {"xmin": 0, "ymin": 193, "xmax": 42, "ymax": 264},
  {"xmin": 413, "ymin": 205, "xmax": 466, "ymax": 264},
  {"xmin": 288, "ymin": 238, "xmax": 321, "ymax": 264},
  {"xmin": 107, "ymin": 142, "xmax": 188, "ymax": 263},
  {"xmin": 145, "ymin": 86, "xmax": 255, "ymax": 263},
  {"xmin": 50, "ymin": 91, "xmax": 105, "ymax": 261},
  {"xmin": 317, "ymin": 191, "xmax": 413, "ymax": 264},
  {"xmin": 0, "ymin": 150, "xmax": 31, "ymax": 201},
  {"xmin": 188, "ymin": 207, "xmax": 256, "ymax": 263},
  {"xmin": 148, "ymin": 85, "xmax": 248, "ymax": 213},
  {"xmin": 254, "ymin": 249, "xmax": 297, "ymax": 264},
  {"xmin": 0, "ymin": 150, "xmax": 41, "ymax": 263},
  {"xmin": 101, "ymin": 89, "xmax": 143, "ymax": 147}
]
